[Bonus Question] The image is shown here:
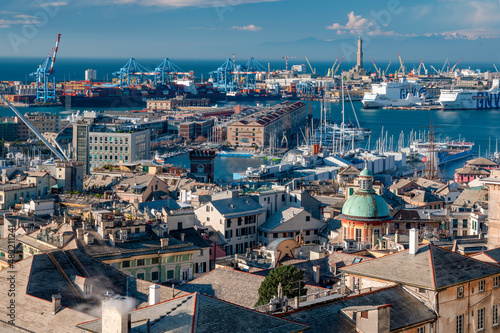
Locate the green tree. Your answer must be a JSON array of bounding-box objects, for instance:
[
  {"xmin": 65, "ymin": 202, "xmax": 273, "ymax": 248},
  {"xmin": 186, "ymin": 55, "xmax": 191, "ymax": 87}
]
[{"xmin": 254, "ymin": 265, "xmax": 307, "ymax": 307}]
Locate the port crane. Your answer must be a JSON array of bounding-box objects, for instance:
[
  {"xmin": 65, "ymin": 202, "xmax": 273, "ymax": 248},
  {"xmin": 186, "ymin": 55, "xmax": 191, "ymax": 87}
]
[
  {"xmin": 416, "ymin": 58, "xmax": 423, "ymax": 76},
  {"xmin": 430, "ymin": 66, "xmax": 440, "ymax": 75},
  {"xmin": 304, "ymin": 56, "xmax": 316, "ymax": 74},
  {"xmin": 282, "ymin": 56, "xmax": 300, "ymax": 71},
  {"xmin": 440, "ymin": 58, "xmax": 449, "ymax": 74},
  {"xmin": 210, "ymin": 58, "xmax": 237, "ymax": 92},
  {"xmin": 332, "ymin": 56, "xmax": 344, "ymax": 76},
  {"xmin": 232, "ymin": 57, "xmax": 269, "ymax": 90},
  {"xmin": 154, "ymin": 58, "xmax": 192, "ymax": 85},
  {"xmin": 29, "ymin": 34, "xmax": 61, "ymax": 103},
  {"xmin": 383, "ymin": 60, "xmax": 392, "ymax": 76},
  {"xmin": 450, "ymin": 57, "xmax": 463, "ymax": 72},
  {"xmin": 494, "ymin": 64, "xmax": 499, "ymax": 73},
  {"xmin": 113, "ymin": 58, "xmax": 156, "ymax": 87},
  {"xmin": 369, "ymin": 56, "xmax": 381, "ymax": 76},
  {"xmin": 397, "ymin": 52, "xmax": 405, "ymax": 76}
]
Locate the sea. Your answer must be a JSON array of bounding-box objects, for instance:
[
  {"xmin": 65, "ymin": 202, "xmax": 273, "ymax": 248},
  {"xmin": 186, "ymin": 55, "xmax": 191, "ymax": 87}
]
[{"xmin": 1, "ymin": 57, "xmax": 499, "ymax": 181}]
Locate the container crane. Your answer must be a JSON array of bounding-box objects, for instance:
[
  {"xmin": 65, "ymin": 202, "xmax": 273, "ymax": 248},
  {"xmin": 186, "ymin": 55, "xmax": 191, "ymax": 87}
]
[
  {"xmin": 282, "ymin": 56, "xmax": 299, "ymax": 71},
  {"xmin": 29, "ymin": 33, "xmax": 61, "ymax": 103},
  {"xmin": 154, "ymin": 58, "xmax": 192, "ymax": 85},
  {"xmin": 369, "ymin": 56, "xmax": 380, "ymax": 76},
  {"xmin": 113, "ymin": 58, "xmax": 156, "ymax": 87},
  {"xmin": 450, "ymin": 57, "xmax": 463, "ymax": 72},
  {"xmin": 304, "ymin": 56, "xmax": 316, "ymax": 74}
]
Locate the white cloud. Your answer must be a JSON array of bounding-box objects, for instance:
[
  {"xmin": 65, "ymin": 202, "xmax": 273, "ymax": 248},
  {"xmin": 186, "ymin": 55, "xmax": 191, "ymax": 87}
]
[
  {"xmin": 0, "ymin": 12, "xmax": 41, "ymax": 28},
  {"xmin": 326, "ymin": 11, "xmax": 413, "ymax": 37},
  {"xmin": 112, "ymin": 0, "xmax": 279, "ymax": 7},
  {"xmin": 36, "ymin": 1, "xmax": 68, "ymax": 7},
  {"xmin": 232, "ymin": 24, "xmax": 261, "ymax": 32}
]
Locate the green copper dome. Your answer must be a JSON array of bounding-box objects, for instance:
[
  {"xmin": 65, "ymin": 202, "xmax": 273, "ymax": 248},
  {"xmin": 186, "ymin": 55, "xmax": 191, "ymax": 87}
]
[
  {"xmin": 341, "ymin": 192, "xmax": 391, "ymax": 220},
  {"xmin": 359, "ymin": 168, "xmax": 373, "ymax": 177}
]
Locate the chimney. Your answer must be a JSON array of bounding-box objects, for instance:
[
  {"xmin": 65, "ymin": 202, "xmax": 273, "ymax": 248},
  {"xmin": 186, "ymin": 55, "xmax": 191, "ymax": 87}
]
[
  {"xmin": 101, "ymin": 298, "xmax": 132, "ymax": 333},
  {"xmin": 394, "ymin": 231, "xmax": 400, "ymax": 244},
  {"xmin": 180, "ymin": 233, "xmax": 185, "ymax": 242},
  {"xmin": 409, "ymin": 228, "xmax": 418, "ymax": 255},
  {"xmin": 149, "ymin": 285, "xmax": 161, "ymax": 306},
  {"xmin": 312, "ymin": 265, "xmax": 321, "ymax": 284},
  {"xmin": 160, "ymin": 238, "xmax": 169, "ymax": 248},
  {"xmin": 76, "ymin": 228, "xmax": 83, "ymax": 239},
  {"xmin": 109, "ymin": 234, "xmax": 115, "ymax": 247},
  {"xmin": 52, "ymin": 294, "xmax": 61, "ymax": 315}
]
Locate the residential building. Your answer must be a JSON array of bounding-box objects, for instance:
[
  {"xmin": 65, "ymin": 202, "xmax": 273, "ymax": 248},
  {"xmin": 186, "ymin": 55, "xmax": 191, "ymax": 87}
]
[
  {"xmin": 38, "ymin": 161, "xmax": 85, "ymax": 192},
  {"xmin": 194, "ymin": 193, "xmax": 265, "ymax": 255},
  {"xmin": 484, "ymin": 170, "xmax": 500, "ymax": 249},
  {"xmin": 455, "ymin": 165, "xmax": 491, "ymax": 184},
  {"xmin": 467, "ymin": 156, "xmax": 499, "ymax": 170},
  {"xmin": 341, "ymin": 232, "xmax": 500, "ymax": 333},
  {"xmin": 25, "ymin": 112, "xmax": 61, "ymax": 139},
  {"xmin": 73, "ymin": 122, "xmax": 90, "ymax": 175},
  {"xmin": 0, "ymin": 120, "xmax": 18, "ymax": 141},
  {"xmin": 448, "ymin": 187, "xmax": 488, "ymax": 237},
  {"xmin": 258, "ymin": 207, "xmax": 325, "ymax": 246},
  {"xmin": 14, "ymin": 115, "xmax": 29, "ymax": 141},
  {"xmin": 389, "ymin": 209, "xmax": 442, "ymax": 235},
  {"xmin": 113, "ymin": 174, "xmax": 170, "ymax": 203},
  {"xmin": 147, "ymin": 97, "xmax": 210, "ymax": 111},
  {"xmin": 189, "ymin": 149, "xmax": 216, "ymax": 183}
]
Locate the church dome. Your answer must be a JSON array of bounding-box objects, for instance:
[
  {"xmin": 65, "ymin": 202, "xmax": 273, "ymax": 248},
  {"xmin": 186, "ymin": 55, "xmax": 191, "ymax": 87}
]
[{"xmin": 340, "ymin": 167, "xmax": 392, "ymax": 221}]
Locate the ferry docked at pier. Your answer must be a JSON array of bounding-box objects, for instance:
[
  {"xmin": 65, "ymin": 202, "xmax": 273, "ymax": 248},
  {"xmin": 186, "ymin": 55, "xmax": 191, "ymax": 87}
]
[
  {"xmin": 362, "ymin": 79, "xmax": 427, "ymax": 108},
  {"xmin": 439, "ymin": 80, "xmax": 500, "ymax": 110}
]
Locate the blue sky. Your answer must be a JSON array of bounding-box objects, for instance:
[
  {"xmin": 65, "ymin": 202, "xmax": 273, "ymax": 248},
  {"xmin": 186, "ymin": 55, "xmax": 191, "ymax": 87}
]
[{"xmin": 1, "ymin": 0, "xmax": 500, "ymax": 62}]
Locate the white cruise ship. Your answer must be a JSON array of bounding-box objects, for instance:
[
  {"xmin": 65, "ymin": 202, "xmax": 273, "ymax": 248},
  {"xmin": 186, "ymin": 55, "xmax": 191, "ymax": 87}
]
[
  {"xmin": 362, "ymin": 79, "xmax": 427, "ymax": 108},
  {"xmin": 439, "ymin": 80, "xmax": 500, "ymax": 110}
]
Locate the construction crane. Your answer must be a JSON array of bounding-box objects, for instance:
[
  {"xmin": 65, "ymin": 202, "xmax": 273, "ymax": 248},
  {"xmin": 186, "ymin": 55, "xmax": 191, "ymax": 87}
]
[
  {"xmin": 332, "ymin": 56, "xmax": 344, "ymax": 76},
  {"xmin": 282, "ymin": 56, "xmax": 299, "ymax": 71},
  {"xmin": 29, "ymin": 33, "xmax": 61, "ymax": 103},
  {"xmin": 369, "ymin": 56, "xmax": 380, "ymax": 76},
  {"xmin": 450, "ymin": 57, "xmax": 463, "ymax": 72},
  {"xmin": 304, "ymin": 56, "xmax": 316, "ymax": 74},
  {"xmin": 154, "ymin": 58, "xmax": 192, "ymax": 85},
  {"xmin": 113, "ymin": 58, "xmax": 156, "ymax": 87},
  {"xmin": 1, "ymin": 95, "xmax": 67, "ymax": 161},
  {"xmin": 383, "ymin": 60, "xmax": 392, "ymax": 76}
]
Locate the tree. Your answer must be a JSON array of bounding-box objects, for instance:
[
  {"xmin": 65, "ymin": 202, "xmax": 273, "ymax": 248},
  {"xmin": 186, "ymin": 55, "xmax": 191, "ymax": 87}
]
[{"xmin": 254, "ymin": 265, "xmax": 307, "ymax": 307}]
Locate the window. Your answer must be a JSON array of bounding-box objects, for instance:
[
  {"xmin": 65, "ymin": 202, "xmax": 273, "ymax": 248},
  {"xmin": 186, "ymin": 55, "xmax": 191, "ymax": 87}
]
[
  {"xmin": 495, "ymin": 276, "xmax": 499, "ymax": 288},
  {"xmin": 494, "ymin": 304, "xmax": 499, "ymax": 326},
  {"xmin": 417, "ymin": 327, "xmax": 425, "ymax": 333},
  {"xmin": 151, "ymin": 257, "xmax": 159, "ymax": 265},
  {"xmin": 122, "ymin": 260, "xmax": 130, "ymax": 268},
  {"xmin": 306, "ymin": 216, "xmax": 310, "ymax": 222},
  {"xmin": 136, "ymin": 273, "xmax": 144, "ymax": 280},
  {"xmin": 406, "ymin": 222, "xmax": 411, "ymax": 229},
  {"xmin": 479, "ymin": 280, "xmax": 485, "ymax": 292},
  {"xmin": 137, "ymin": 259, "xmax": 145, "ymax": 266},
  {"xmin": 167, "ymin": 270, "xmax": 174, "ymax": 279},
  {"xmin": 273, "ymin": 233, "xmax": 278, "ymax": 238},
  {"xmin": 394, "ymin": 223, "xmax": 399, "ymax": 229},
  {"xmin": 360, "ymin": 311, "xmax": 368, "ymax": 319},
  {"xmin": 457, "ymin": 286, "xmax": 464, "ymax": 298},
  {"xmin": 456, "ymin": 314, "xmax": 464, "ymax": 333},
  {"xmin": 306, "ymin": 230, "xmax": 310, "ymax": 236},
  {"xmin": 478, "ymin": 307, "xmax": 485, "ymax": 331},
  {"xmin": 453, "ymin": 219, "xmax": 458, "ymax": 228}
]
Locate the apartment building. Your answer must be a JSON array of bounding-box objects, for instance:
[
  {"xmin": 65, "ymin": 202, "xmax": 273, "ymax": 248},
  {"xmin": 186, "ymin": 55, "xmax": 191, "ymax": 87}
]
[{"xmin": 24, "ymin": 112, "xmax": 61, "ymax": 139}]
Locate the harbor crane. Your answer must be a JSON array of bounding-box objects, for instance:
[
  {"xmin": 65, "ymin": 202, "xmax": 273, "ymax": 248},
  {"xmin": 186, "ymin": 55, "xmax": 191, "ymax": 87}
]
[
  {"xmin": 113, "ymin": 58, "xmax": 156, "ymax": 87},
  {"xmin": 430, "ymin": 65, "xmax": 440, "ymax": 75},
  {"xmin": 397, "ymin": 52, "xmax": 405, "ymax": 76},
  {"xmin": 329, "ymin": 57, "xmax": 338, "ymax": 77},
  {"xmin": 494, "ymin": 64, "xmax": 499, "ymax": 73},
  {"xmin": 369, "ymin": 56, "xmax": 381, "ymax": 76},
  {"xmin": 421, "ymin": 62, "xmax": 428, "ymax": 75},
  {"xmin": 417, "ymin": 58, "xmax": 423, "ymax": 76},
  {"xmin": 154, "ymin": 58, "xmax": 192, "ymax": 85},
  {"xmin": 332, "ymin": 56, "xmax": 344, "ymax": 76},
  {"xmin": 29, "ymin": 33, "xmax": 61, "ymax": 103},
  {"xmin": 383, "ymin": 60, "xmax": 392, "ymax": 76},
  {"xmin": 304, "ymin": 56, "xmax": 316, "ymax": 74},
  {"xmin": 450, "ymin": 57, "xmax": 463, "ymax": 72},
  {"xmin": 440, "ymin": 58, "xmax": 449, "ymax": 74},
  {"xmin": 282, "ymin": 56, "xmax": 300, "ymax": 71}
]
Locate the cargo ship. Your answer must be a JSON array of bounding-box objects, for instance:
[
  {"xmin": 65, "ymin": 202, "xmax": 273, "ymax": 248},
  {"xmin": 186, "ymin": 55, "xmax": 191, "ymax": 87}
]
[
  {"xmin": 439, "ymin": 79, "xmax": 500, "ymax": 110},
  {"xmin": 58, "ymin": 81, "xmax": 226, "ymax": 108}
]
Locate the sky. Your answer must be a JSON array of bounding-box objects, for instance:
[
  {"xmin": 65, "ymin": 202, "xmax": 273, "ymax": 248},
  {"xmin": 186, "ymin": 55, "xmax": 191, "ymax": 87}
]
[{"xmin": 1, "ymin": 0, "xmax": 500, "ymax": 63}]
